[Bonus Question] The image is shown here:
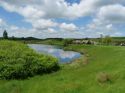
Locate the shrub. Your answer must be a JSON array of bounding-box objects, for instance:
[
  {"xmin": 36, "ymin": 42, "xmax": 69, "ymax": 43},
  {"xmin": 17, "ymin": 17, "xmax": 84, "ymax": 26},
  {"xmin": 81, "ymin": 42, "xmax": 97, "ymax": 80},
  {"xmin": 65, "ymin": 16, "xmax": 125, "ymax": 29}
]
[
  {"xmin": 63, "ymin": 39, "xmax": 73, "ymax": 46},
  {"xmin": 0, "ymin": 40, "xmax": 60, "ymax": 79}
]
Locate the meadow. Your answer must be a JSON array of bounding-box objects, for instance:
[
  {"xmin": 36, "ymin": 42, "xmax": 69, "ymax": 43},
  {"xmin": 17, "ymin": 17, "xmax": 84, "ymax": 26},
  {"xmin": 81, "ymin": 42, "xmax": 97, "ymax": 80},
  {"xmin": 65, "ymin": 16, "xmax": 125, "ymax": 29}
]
[{"xmin": 0, "ymin": 40, "xmax": 125, "ymax": 93}]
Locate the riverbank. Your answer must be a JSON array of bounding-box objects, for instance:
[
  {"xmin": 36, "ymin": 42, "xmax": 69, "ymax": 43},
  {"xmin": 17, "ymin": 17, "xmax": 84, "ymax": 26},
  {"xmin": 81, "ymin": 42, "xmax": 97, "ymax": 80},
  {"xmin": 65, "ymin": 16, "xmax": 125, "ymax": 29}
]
[{"xmin": 1, "ymin": 41, "xmax": 125, "ymax": 93}]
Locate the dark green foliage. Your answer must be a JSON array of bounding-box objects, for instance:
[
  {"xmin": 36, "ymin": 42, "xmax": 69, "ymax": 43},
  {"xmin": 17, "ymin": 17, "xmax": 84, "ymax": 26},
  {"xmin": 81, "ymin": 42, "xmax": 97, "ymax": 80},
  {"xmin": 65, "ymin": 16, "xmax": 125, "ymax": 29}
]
[
  {"xmin": 0, "ymin": 40, "xmax": 59, "ymax": 80},
  {"xmin": 63, "ymin": 39, "xmax": 73, "ymax": 46},
  {"xmin": 3, "ymin": 30, "xmax": 8, "ymax": 39},
  {"xmin": 103, "ymin": 35, "xmax": 112, "ymax": 45},
  {"xmin": 87, "ymin": 40, "xmax": 92, "ymax": 45},
  {"xmin": 98, "ymin": 35, "xmax": 113, "ymax": 45}
]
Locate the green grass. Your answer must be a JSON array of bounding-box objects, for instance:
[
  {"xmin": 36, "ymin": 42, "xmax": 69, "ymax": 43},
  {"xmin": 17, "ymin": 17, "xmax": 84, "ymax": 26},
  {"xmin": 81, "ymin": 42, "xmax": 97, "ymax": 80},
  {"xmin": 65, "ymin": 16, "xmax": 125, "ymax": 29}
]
[{"xmin": 1, "ymin": 43, "xmax": 125, "ymax": 93}]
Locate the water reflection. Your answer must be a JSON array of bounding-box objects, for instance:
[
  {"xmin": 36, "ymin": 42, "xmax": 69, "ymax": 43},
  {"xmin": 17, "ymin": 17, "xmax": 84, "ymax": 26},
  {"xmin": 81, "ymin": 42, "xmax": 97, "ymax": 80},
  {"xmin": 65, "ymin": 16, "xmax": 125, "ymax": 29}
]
[{"xmin": 28, "ymin": 44, "xmax": 81, "ymax": 63}]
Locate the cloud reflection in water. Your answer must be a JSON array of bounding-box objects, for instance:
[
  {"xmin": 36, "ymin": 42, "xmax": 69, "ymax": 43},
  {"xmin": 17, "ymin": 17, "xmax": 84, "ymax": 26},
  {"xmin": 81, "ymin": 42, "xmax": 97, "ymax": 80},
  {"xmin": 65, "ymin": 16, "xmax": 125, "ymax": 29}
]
[{"xmin": 28, "ymin": 44, "xmax": 81, "ymax": 63}]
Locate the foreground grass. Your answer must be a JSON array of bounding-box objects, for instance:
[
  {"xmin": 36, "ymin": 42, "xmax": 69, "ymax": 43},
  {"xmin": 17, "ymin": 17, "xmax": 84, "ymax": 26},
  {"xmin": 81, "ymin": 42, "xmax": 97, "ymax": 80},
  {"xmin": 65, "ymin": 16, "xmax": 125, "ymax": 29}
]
[{"xmin": 1, "ymin": 44, "xmax": 125, "ymax": 93}]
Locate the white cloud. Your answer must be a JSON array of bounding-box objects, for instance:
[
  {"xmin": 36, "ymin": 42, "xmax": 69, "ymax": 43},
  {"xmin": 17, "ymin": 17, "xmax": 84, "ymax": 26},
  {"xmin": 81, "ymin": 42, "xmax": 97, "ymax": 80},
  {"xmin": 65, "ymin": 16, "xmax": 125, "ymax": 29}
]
[
  {"xmin": 21, "ymin": 6, "xmax": 45, "ymax": 19},
  {"xmin": 97, "ymin": 4, "xmax": 125, "ymax": 24},
  {"xmin": 28, "ymin": 19, "xmax": 58, "ymax": 30},
  {"xmin": 82, "ymin": 18, "xmax": 117, "ymax": 37},
  {"xmin": 0, "ymin": 18, "xmax": 6, "ymax": 26},
  {"xmin": 10, "ymin": 26, "xmax": 19, "ymax": 31},
  {"xmin": 47, "ymin": 28, "xmax": 57, "ymax": 33},
  {"xmin": 0, "ymin": 0, "xmax": 110, "ymax": 19},
  {"xmin": 1, "ymin": 0, "xmax": 125, "ymax": 38},
  {"xmin": 0, "ymin": 19, "xmax": 3, "ymax": 25},
  {"xmin": 106, "ymin": 24, "xmax": 113, "ymax": 29},
  {"xmin": 1, "ymin": 0, "xmax": 125, "ymax": 20},
  {"xmin": 79, "ymin": 4, "xmax": 125, "ymax": 38},
  {"xmin": 60, "ymin": 23, "xmax": 78, "ymax": 31}
]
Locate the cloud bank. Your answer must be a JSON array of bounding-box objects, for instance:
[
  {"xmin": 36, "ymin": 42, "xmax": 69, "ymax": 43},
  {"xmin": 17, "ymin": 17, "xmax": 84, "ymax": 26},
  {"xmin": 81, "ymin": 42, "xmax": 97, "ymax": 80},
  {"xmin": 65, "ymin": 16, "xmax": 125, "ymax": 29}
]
[{"xmin": 0, "ymin": 0, "xmax": 125, "ymax": 38}]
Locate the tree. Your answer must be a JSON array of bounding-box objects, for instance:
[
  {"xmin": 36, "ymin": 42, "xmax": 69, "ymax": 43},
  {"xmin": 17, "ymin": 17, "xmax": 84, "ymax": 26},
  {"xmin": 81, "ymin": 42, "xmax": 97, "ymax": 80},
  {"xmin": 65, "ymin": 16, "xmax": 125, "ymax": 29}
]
[
  {"xmin": 87, "ymin": 40, "xmax": 92, "ymax": 45},
  {"xmin": 63, "ymin": 39, "xmax": 73, "ymax": 46},
  {"xmin": 103, "ymin": 35, "xmax": 112, "ymax": 45},
  {"xmin": 3, "ymin": 30, "xmax": 8, "ymax": 39},
  {"xmin": 99, "ymin": 34, "xmax": 103, "ymax": 44},
  {"xmin": 12, "ymin": 36, "xmax": 15, "ymax": 40}
]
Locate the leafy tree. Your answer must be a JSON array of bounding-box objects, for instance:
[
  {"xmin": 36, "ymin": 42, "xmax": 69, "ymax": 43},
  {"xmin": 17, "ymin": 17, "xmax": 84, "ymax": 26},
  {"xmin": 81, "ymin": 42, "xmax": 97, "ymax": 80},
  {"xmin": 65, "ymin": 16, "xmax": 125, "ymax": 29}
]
[
  {"xmin": 12, "ymin": 36, "xmax": 15, "ymax": 40},
  {"xmin": 63, "ymin": 39, "xmax": 73, "ymax": 46},
  {"xmin": 99, "ymin": 34, "xmax": 103, "ymax": 44},
  {"xmin": 103, "ymin": 35, "xmax": 112, "ymax": 45},
  {"xmin": 3, "ymin": 30, "xmax": 8, "ymax": 39},
  {"xmin": 87, "ymin": 40, "xmax": 92, "ymax": 45}
]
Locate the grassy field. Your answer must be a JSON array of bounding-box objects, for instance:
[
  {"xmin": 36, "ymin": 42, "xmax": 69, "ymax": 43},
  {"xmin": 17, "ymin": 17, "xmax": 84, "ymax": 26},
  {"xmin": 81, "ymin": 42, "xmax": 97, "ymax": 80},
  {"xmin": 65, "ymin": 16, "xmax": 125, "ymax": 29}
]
[{"xmin": 0, "ymin": 42, "xmax": 125, "ymax": 93}]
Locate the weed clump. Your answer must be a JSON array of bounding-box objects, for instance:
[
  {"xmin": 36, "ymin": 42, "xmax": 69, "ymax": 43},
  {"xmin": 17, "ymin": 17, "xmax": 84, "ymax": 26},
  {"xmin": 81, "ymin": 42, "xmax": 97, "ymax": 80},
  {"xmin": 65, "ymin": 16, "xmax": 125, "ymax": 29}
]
[{"xmin": 97, "ymin": 72, "xmax": 111, "ymax": 83}]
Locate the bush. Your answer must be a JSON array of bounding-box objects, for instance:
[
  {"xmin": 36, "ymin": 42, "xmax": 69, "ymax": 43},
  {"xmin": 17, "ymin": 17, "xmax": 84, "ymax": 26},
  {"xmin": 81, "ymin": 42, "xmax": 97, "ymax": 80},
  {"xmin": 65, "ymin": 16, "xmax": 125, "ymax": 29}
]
[
  {"xmin": 0, "ymin": 40, "xmax": 60, "ymax": 79},
  {"xmin": 63, "ymin": 39, "xmax": 73, "ymax": 46}
]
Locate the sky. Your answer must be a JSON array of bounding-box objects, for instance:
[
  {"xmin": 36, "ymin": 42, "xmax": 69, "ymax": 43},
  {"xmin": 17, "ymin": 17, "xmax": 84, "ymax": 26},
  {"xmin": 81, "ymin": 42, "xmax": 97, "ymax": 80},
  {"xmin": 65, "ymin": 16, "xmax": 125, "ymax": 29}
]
[{"xmin": 0, "ymin": 0, "xmax": 125, "ymax": 38}]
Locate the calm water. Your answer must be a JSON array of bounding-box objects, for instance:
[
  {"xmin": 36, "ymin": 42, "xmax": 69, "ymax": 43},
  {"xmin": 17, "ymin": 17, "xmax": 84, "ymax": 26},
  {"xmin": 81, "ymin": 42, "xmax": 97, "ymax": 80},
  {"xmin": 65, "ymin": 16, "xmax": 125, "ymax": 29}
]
[{"xmin": 28, "ymin": 44, "xmax": 81, "ymax": 63}]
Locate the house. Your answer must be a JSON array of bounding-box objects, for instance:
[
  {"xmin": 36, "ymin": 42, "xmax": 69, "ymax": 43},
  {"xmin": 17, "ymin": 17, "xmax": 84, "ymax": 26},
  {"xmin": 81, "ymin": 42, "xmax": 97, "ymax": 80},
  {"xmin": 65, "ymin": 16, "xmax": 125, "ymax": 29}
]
[{"xmin": 73, "ymin": 40, "xmax": 98, "ymax": 45}]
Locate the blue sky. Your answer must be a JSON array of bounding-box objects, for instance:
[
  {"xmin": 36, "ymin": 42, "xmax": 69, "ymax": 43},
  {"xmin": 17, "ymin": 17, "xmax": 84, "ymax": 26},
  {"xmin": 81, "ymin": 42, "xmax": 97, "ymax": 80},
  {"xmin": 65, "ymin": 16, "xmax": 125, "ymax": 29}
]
[
  {"xmin": 0, "ymin": 0, "xmax": 89, "ymax": 28},
  {"xmin": 0, "ymin": 0, "xmax": 125, "ymax": 38},
  {"xmin": 66, "ymin": 0, "xmax": 80, "ymax": 4},
  {"xmin": 0, "ymin": 7, "xmax": 32, "ymax": 28}
]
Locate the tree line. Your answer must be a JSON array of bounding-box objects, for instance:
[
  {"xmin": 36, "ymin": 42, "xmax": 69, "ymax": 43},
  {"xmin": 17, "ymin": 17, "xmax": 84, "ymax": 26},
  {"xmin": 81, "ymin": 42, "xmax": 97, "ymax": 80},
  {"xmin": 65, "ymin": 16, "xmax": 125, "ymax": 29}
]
[{"xmin": 2, "ymin": 30, "xmax": 40, "ymax": 40}]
